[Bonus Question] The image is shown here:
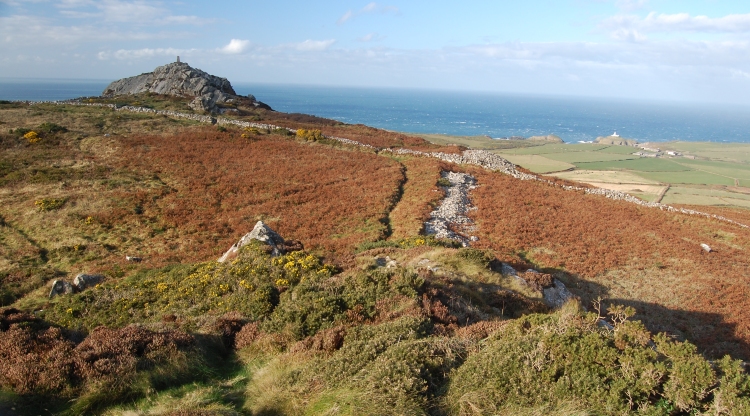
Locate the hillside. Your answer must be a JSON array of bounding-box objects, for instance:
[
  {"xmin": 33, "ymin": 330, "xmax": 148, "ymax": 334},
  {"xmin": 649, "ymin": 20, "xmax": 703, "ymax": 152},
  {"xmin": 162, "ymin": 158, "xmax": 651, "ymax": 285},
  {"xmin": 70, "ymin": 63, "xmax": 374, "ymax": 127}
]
[{"xmin": 1, "ymin": 85, "xmax": 750, "ymax": 414}]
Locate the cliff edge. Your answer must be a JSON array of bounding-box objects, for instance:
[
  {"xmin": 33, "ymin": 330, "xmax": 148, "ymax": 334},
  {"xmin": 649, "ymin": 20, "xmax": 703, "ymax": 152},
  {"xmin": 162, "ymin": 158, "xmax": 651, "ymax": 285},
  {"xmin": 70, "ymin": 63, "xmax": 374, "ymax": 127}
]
[{"xmin": 102, "ymin": 61, "xmax": 271, "ymax": 114}]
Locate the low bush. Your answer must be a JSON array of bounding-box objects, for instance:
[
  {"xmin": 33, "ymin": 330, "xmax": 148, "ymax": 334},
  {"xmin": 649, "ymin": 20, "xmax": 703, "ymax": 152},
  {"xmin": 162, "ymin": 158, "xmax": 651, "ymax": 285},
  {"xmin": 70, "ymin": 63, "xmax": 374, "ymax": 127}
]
[
  {"xmin": 34, "ymin": 197, "xmax": 65, "ymax": 211},
  {"xmin": 357, "ymin": 235, "xmax": 461, "ymax": 252},
  {"xmin": 445, "ymin": 303, "xmax": 750, "ymax": 415},
  {"xmin": 295, "ymin": 128, "xmax": 324, "ymax": 142},
  {"xmin": 0, "ymin": 308, "xmax": 202, "ymax": 409},
  {"xmin": 36, "ymin": 122, "xmax": 67, "ymax": 134},
  {"xmin": 44, "ymin": 242, "xmax": 335, "ymax": 330},
  {"xmin": 436, "ymin": 177, "xmax": 452, "ymax": 187},
  {"xmin": 23, "ymin": 131, "xmax": 41, "ymax": 143}
]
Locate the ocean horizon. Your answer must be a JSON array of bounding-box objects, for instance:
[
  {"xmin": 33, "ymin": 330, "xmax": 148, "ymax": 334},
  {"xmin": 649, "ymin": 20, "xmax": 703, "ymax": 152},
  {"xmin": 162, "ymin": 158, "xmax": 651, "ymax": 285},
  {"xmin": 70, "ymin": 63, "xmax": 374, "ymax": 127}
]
[{"xmin": 2, "ymin": 78, "xmax": 750, "ymax": 144}]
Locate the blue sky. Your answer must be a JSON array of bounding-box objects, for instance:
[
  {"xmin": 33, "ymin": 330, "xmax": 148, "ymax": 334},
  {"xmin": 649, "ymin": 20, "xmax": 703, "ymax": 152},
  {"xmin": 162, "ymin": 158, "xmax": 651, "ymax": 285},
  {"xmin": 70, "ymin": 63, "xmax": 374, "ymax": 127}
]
[{"xmin": 2, "ymin": 0, "xmax": 750, "ymax": 104}]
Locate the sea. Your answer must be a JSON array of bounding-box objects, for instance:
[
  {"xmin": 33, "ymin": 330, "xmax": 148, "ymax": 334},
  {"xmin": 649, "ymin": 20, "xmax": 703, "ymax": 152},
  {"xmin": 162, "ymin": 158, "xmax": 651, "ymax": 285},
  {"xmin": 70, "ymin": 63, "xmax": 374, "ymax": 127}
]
[{"xmin": 2, "ymin": 78, "xmax": 750, "ymax": 144}]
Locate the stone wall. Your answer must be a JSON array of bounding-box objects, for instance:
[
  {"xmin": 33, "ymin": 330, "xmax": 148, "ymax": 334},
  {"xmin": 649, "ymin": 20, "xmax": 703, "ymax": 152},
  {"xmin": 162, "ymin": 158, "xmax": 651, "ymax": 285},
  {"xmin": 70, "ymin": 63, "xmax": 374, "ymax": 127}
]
[{"xmin": 23, "ymin": 100, "xmax": 749, "ymax": 230}]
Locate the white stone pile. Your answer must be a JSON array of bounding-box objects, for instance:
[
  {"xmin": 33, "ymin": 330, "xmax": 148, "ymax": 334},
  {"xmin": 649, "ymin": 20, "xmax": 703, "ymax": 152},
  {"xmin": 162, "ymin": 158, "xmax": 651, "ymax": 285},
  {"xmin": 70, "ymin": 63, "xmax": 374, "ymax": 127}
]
[{"xmin": 424, "ymin": 171, "xmax": 478, "ymax": 246}]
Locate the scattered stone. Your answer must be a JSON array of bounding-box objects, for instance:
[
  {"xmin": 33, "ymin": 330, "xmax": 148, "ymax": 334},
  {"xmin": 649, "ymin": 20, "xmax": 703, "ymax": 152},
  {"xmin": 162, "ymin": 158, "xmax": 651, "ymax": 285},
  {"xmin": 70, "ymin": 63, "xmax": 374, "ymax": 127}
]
[
  {"xmin": 375, "ymin": 256, "xmax": 398, "ymax": 268},
  {"xmin": 49, "ymin": 280, "xmax": 74, "ymax": 298},
  {"xmin": 424, "ymin": 171, "xmax": 477, "ymax": 246},
  {"xmin": 73, "ymin": 273, "xmax": 103, "ymax": 291},
  {"xmin": 543, "ymin": 279, "xmax": 575, "ymax": 309},
  {"xmin": 218, "ymin": 221, "xmax": 286, "ymax": 262},
  {"xmin": 701, "ymin": 243, "xmax": 712, "ymax": 253}
]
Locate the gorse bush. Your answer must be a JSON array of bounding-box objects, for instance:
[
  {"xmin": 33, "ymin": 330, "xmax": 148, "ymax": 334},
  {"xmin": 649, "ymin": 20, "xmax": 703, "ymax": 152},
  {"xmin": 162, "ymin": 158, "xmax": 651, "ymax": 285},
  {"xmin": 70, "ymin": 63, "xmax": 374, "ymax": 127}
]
[
  {"xmin": 45, "ymin": 242, "xmax": 335, "ymax": 330},
  {"xmin": 296, "ymin": 128, "xmax": 324, "ymax": 141},
  {"xmin": 445, "ymin": 303, "xmax": 750, "ymax": 415},
  {"xmin": 23, "ymin": 130, "xmax": 40, "ymax": 143},
  {"xmin": 34, "ymin": 197, "xmax": 65, "ymax": 211}
]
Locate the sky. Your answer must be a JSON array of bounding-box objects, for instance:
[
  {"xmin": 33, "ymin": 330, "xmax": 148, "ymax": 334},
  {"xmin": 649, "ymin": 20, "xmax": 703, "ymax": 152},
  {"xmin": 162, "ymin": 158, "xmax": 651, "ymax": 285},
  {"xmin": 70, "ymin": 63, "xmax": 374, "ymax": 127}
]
[{"xmin": 2, "ymin": 0, "xmax": 750, "ymax": 104}]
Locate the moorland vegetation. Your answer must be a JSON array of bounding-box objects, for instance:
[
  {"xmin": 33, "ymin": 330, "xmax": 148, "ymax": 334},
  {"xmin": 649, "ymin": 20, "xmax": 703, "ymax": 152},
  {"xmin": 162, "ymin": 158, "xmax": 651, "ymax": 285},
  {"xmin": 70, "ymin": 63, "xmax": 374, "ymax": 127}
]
[{"xmin": 1, "ymin": 96, "xmax": 750, "ymax": 415}]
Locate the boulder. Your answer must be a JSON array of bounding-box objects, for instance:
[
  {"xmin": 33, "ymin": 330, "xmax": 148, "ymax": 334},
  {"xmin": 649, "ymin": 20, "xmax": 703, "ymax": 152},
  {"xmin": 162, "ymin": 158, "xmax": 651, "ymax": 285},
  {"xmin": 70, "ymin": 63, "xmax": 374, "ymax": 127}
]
[
  {"xmin": 218, "ymin": 221, "xmax": 286, "ymax": 262},
  {"xmin": 73, "ymin": 273, "xmax": 104, "ymax": 291},
  {"xmin": 49, "ymin": 280, "xmax": 74, "ymax": 298},
  {"xmin": 542, "ymin": 279, "xmax": 575, "ymax": 309},
  {"xmin": 701, "ymin": 243, "xmax": 712, "ymax": 253}
]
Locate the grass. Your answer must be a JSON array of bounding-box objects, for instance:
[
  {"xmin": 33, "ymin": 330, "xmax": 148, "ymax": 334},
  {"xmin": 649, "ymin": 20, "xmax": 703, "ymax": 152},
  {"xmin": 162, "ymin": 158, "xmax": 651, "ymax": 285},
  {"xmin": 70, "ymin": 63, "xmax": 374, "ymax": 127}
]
[
  {"xmin": 574, "ymin": 157, "xmax": 692, "ymax": 172},
  {"xmin": 492, "ymin": 153, "xmax": 574, "ymax": 173},
  {"xmin": 636, "ymin": 171, "xmax": 736, "ymax": 186},
  {"xmin": 675, "ymin": 159, "xmax": 750, "ymax": 180},
  {"xmin": 657, "ymin": 141, "xmax": 750, "ymax": 163},
  {"xmin": 3, "ymin": 96, "xmax": 750, "ymax": 415}
]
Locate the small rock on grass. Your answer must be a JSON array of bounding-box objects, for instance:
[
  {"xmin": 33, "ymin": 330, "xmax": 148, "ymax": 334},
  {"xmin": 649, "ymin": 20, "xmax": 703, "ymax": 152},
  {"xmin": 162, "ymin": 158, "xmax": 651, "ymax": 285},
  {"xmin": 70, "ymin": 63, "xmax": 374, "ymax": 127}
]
[{"xmin": 49, "ymin": 280, "xmax": 74, "ymax": 298}]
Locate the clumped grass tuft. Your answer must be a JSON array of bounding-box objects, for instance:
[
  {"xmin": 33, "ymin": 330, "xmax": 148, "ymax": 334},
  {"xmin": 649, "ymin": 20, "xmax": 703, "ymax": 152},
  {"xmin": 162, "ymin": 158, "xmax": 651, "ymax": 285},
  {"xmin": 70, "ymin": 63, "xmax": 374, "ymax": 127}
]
[{"xmin": 357, "ymin": 235, "xmax": 460, "ymax": 252}]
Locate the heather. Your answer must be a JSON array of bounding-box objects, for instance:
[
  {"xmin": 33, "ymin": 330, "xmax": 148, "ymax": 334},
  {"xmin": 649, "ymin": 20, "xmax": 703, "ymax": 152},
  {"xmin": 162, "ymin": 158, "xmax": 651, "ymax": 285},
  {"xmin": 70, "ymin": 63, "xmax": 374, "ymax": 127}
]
[{"xmin": 1, "ymin": 97, "xmax": 750, "ymax": 415}]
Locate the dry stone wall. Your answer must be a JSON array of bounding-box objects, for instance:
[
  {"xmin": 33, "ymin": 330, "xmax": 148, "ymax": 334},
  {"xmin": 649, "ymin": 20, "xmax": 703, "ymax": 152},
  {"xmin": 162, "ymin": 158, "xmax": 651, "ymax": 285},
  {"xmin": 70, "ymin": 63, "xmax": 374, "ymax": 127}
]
[{"xmin": 25, "ymin": 100, "xmax": 749, "ymax": 230}]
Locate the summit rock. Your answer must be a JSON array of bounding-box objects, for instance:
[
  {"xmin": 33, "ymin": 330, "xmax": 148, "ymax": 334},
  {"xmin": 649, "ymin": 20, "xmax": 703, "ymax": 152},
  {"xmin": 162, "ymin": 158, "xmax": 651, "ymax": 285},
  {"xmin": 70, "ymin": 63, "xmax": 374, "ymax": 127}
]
[{"xmin": 102, "ymin": 61, "xmax": 271, "ymax": 114}]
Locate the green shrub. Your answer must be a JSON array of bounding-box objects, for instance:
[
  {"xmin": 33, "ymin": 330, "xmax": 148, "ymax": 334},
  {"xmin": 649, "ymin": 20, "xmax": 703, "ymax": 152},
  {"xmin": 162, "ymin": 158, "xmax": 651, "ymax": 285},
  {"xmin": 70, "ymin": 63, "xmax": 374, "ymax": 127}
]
[
  {"xmin": 356, "ymin": 235, "xmax": 461, "ymax": 252},
  {"xmin": 34, "ymin": 197, "xmax": 65, "ymax": 211},
  {"xmin": 44, "ymin": 243, "xmax": 334, "ymax": 331},
  {"xmin": 436, "ymin": 177, "xmax": 452, "ymax": 187},
  {"xmin": 456, "ymin": 248, "xmax": 494, "ymax": 268},
  {"xmin": 445, "ymin": 305, "xmax": 750, "ymax": 415},
  {"xmin": 36, "ymin": 122, "xmax": 67, "ymax": 134}
]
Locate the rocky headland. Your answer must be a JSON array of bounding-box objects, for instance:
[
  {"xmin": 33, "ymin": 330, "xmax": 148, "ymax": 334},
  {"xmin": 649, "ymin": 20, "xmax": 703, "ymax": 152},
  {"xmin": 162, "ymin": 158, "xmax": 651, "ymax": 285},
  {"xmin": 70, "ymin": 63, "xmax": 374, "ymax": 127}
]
[
  {"xmin": 102, "ymin": 61, "xmax": 271, "ymax": 114},
  {"xmin": 594, "ymin": 135, "xmax": 638, "ymax": 146}
]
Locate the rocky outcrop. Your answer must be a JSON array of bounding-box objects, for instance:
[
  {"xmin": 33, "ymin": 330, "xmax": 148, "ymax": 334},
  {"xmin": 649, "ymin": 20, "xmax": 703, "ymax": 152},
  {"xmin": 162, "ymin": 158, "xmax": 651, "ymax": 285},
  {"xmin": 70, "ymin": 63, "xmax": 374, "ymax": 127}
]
[
  {"xmin": 102, "ymin": 61, "xmax": 271, "ymax": 114},
  {"xmin": 218, "ymin": 221, "xmax": 287, "ymax": 262},
  {"xmin": 527, "ymin": 134, "xmax": 564, "ymax": 143},
  {"xmin": 595, "ymin": 136, "xmax": 638, "ymax": 146}
]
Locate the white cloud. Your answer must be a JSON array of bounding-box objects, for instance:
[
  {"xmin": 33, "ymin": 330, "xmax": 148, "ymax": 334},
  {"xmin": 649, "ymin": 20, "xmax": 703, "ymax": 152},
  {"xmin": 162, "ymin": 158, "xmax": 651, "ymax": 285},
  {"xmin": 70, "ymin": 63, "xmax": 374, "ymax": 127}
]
[
  {"xmin": 294, "ymin": 39, "xmax": 336, "ymax": 51},
  {"xmin": 0, "ymin": 14, "xmax": 179, "ymax": 45},
  {"xmin": 358, "ymin": 32, "xmax": 385, "ymax": 42},
  {"xmin": 337, "ymin": 2, "xmax": 400, "ymax": 25},
  {"xmin": 219, "ymin": 39, "xmax": 251, "ymax": 54},
  {"xmin": 337, "ymin": 10, "xmax": 354, "ymax": 25},
  {"xmin": 610, "ymin": 28, "xmax": 648, "ymax": 42},
  {"xmin": 601, "ymin": 12, "xmax": 750, "ymax": 39},
  {"xmin": 56, "ymin": 0, "xmax": 215, "ymax": 25},
  {"xmin": 615, "ymin": 0, "xmax": 648, "ymax": 12},
  {"xmin": 98, "ymin": 47, "xmax": 192, "ymax": 60}
]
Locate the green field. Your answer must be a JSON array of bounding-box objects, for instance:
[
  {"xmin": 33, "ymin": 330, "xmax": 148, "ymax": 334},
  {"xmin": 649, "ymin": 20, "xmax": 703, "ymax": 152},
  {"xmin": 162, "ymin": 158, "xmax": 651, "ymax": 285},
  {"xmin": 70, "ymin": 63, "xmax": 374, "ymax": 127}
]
[
  {"xmin": 541, "ymin": 152, "xmax": 639, "ymax": 164},
  {"xmin": 492, "ymin": 153, "xmax": 574, "ymax": 173},
  {"xmin": 636, "ymin": 171, "xmax": 736, "ymax": 186},
  {"xmin": 420, "ymin": 135, "xmax": 750, "ymax": 208},
  {"xmin": 674, "ymin": 159, "xmax": 750, "ymax": 181},
  {"xmin": 658, "ymin": 141, "xmax": 750, "ymax": 164},
  {"xmin": 575, "ymin": 157, "xmax": 692, "ymax": 172}
]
